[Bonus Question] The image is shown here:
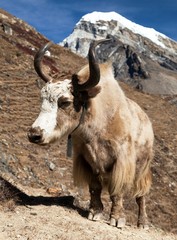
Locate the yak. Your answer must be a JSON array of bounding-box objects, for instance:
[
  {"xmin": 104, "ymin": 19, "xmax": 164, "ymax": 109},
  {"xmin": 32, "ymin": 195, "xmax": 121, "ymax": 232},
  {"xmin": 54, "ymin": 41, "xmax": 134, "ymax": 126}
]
[{"xmin": 28, "ymin": 39, "xmax": 154, "ymax": 229}]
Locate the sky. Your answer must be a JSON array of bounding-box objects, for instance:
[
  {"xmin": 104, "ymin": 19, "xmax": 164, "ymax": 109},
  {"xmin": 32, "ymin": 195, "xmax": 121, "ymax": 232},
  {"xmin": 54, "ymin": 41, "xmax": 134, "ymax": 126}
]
[{"xmin": 0, "ymin": 0, "xmax": 177, "ymax": 43}]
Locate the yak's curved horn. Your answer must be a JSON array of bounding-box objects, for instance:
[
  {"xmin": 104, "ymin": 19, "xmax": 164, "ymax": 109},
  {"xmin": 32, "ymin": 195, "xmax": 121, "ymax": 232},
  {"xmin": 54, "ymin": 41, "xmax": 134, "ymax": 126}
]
[
  {"xmin": 34, "ymin": 41, "xmax": 53, "ymax": 83},
  {"xmin": 72, "ymin": 39, "xmax": 111, "ymax": 91}
]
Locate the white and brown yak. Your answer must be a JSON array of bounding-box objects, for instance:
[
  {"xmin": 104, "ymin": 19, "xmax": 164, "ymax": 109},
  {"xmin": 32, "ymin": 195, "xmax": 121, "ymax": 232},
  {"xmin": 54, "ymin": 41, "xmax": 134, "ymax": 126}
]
[{"xmin": 28, "ymin": 39, "xmax": 154, "ymax": 229}]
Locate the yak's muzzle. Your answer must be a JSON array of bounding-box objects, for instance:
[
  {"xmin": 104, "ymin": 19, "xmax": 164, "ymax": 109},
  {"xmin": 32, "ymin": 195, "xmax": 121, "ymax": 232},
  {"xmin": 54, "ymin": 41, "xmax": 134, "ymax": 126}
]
[{"xmin": 28, "ymin": 127, "xmax": 44, "ymax": 144}]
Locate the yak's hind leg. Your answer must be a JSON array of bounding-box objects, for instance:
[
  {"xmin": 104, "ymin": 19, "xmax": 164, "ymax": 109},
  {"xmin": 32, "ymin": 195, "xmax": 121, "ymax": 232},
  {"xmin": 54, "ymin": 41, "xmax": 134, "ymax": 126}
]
[
  {"xmin": 134, "ymin": 153, "xmax": 152, "ymax": 229},
  {"xmin": 110, "ymin": 194, "xmax": 126, "ymax": 228},
  {"xmin": 88, "ymin": 175, "xmax": 103, "ymax": 221},
  {"xmin": 136, "ymin": 196, "xmax": 149, "ymax": 229}
]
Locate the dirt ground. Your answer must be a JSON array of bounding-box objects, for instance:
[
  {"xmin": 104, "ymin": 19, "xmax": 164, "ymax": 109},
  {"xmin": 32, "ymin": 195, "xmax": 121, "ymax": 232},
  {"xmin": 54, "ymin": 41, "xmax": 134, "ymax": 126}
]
[
  {"xmin": 0, "ymin": 204, "xmax": 176, "ymax": 240},
  {"xmin": 0, "ymin": 8, "xmax": 177, "ymax": 240}
]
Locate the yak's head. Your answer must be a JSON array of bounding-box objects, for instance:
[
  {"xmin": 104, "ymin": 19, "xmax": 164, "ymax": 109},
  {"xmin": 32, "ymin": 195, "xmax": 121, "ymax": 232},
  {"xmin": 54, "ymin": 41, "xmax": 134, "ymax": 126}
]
[{"xmin": 28, "ymin": 40, "xmax": 110, "ymax": 145}]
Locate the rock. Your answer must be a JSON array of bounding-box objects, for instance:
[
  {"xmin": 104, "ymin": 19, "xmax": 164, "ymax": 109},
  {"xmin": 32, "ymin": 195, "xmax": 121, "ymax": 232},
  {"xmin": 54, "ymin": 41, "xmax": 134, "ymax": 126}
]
[
  {"xmin": 46, "ymin": 187, "xmax": 62, "ymax": 196},
  {"xmin": 49, "ymin": 162, "xmax": 55, "ymax": 171}
]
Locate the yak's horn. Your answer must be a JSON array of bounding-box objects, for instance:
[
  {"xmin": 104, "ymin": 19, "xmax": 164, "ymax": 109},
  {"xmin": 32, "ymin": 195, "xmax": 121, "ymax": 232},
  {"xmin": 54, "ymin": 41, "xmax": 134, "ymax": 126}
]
[{"xmin": 34, "ymin": 41, "xmax": 53, "ymax": 83}]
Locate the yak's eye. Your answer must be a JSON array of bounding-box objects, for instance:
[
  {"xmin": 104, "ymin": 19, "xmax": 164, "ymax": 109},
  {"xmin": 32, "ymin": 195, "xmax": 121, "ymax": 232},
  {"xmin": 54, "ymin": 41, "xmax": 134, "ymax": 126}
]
[{"xmin": 57, "ymin": 98, "xmax": 71, "ymax": 109}]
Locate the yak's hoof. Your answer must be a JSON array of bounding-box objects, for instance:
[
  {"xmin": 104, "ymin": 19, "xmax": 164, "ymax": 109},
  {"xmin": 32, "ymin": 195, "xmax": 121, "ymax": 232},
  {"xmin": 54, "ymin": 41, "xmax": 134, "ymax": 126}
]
[
  {"xmin": 88, "ymin": 212, "xmax": 103, "ymax": 221},
  {"xmin": 110, "ymin": 217, "xmax": 126, "ymax": 228},
  {"xmin": 138, "ymin": 223, "xmax": 149, "ymax": 230}
]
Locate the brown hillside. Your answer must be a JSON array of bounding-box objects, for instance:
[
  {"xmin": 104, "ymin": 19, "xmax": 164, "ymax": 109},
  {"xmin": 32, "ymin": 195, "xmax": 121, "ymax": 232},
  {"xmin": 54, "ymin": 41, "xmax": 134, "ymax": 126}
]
[{"xmin": 0, "ymin": 8, "xmax": 177, "ymax": 237}]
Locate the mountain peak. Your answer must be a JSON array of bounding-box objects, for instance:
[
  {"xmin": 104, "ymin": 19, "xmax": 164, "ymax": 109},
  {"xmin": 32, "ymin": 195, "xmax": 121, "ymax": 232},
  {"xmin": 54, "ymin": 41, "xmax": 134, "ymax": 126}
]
[
  {"xmin": 60, "ymin": 11, "xmax": 177, "ymax": 94},
  {"xmin": 78, "ymin": 11, "xmax": 168, "ymax": 49}
]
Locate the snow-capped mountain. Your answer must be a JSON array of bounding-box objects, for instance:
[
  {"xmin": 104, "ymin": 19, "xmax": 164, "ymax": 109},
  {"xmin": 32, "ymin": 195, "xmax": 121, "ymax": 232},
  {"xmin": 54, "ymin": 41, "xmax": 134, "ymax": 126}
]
[
  {"xmin": 60, "ymin": 11, "xmax": 176, "ymax": 57},
  {"xmin": 60, "ymin": 11, "xmax": 177, "ymax": 94}
]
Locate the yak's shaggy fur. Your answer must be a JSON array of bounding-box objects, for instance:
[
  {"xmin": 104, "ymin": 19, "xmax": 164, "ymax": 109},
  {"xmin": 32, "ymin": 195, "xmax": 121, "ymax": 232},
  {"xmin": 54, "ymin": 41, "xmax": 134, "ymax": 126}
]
[{"xmin": 72, "ymin": 63, "xmax": 153, "ymax": 197}]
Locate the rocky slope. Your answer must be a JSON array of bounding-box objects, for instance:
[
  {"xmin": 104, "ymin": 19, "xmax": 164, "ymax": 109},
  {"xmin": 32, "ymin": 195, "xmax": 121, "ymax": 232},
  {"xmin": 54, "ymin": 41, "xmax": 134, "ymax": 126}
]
[
  {"xmin": 0, "ymin": 8, "xmax": 177, "ymax": 237},
  {"xmin": 60, "ymin": 11, "xmax": 177, "ymax": 94}
]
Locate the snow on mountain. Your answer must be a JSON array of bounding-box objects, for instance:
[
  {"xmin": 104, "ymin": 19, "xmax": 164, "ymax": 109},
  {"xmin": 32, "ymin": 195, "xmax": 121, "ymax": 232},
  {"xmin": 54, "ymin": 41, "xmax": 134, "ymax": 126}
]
[{"xmin": 79, "ymin": 11, "xmax": 167, "ymax": 48}]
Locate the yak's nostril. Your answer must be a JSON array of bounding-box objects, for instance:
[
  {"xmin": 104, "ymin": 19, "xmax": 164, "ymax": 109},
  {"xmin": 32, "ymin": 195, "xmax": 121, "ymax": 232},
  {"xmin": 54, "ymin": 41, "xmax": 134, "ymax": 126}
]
[
  {"xmin": 29, "ymin": 134, "xmax": 42, "ymax": 143},
  {"xmin": 28, "ymin": 127, "xmax": 43, "ymax": 144}
]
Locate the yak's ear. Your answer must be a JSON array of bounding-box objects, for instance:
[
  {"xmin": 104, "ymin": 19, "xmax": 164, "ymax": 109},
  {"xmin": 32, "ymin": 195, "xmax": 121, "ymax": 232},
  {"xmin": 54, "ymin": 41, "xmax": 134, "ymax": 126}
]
[{"xmin": 87, "ymin": 86, "xmax": 101, "ymax": 98}]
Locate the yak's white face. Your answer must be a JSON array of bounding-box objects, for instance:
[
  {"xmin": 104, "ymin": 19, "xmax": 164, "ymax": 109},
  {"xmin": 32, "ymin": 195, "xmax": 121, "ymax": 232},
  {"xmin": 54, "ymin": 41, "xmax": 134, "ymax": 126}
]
[
  {"xmin": 28, "ymin": 79, "xmax": 77, "ymax": 144},
  {"xmin": 28, "ymin": 39, "xmax": 105, "ymax": 145}
]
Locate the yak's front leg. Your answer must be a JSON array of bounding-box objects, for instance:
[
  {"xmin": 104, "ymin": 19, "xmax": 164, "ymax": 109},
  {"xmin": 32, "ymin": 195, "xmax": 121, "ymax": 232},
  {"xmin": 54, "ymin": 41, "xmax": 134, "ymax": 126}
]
[
  {"xmin": 88, "ymin": 175, "xmax": 103, "ymax": 221},
  {"xmin": 110, "ymin": 194, "xmax": 126, "ymax": 228}
]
